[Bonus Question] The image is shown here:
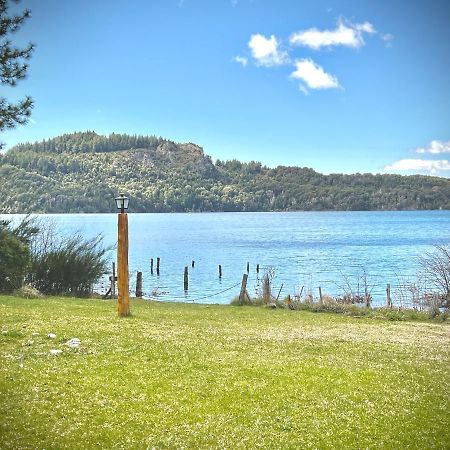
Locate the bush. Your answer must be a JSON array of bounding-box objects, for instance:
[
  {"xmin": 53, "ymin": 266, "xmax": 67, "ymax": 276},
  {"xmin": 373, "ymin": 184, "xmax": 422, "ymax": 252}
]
[
  {"xmin": 28, "ymin": 234, "xmax": 108, "ymax": 297},
  {"xmin": 421, "ymin": 245, "xmax": 450, "ymax": 306},
  {"xmin": 14, "ymin": 284, "xmax": 43, "ymax": 299},
  {"xmin": 0, "ymin": 220, "xmax": 32, "ymax": 292}
]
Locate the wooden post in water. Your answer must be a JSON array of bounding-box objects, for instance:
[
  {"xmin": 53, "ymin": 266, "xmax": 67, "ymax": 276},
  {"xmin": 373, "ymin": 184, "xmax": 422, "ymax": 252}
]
[
  {"xmin": 239, "ymin": 273, "xmax": 248, "ymax": 305},
  {"xmin": 246, "ymin": 262, "xmax": 250, "ymax": 273},
  {"xmin": 117, "ymin": 212, "xmax": 130, "ymax": 316},
  {"xmin": 184, "ymin": 266, "xmax": 189, "ymax": 291},
  {"xmin": 318, "ymin": 287, "xmax": 323, "ymax": 304},
  {"xmin": 218, "ymin": 265, "xmax": 222, "ymax": 278},
  {"xmin": 192, "ymin": 260, "xmax": 195, "ymax": 268},
  {"xmin": 256, "ymin": 264, "xmax": 260, "ymax": 274},
  {"xmin": 111, "ymin": 262, "xmax": 116, "ymax": 298},
  {"xmin": 386, "ymin": 284, "xmax": 392, "ymax": 308},
  {"xmin": 135, "ymin": 271, "xmax": 143, "ymax": 298},
  {"xmin": 150, "ymin": 258, "xmax": 154, "ymax": 275},
  {"xmin": 156, "ymin": 257, "xmax": 160, "ymax": 275}
]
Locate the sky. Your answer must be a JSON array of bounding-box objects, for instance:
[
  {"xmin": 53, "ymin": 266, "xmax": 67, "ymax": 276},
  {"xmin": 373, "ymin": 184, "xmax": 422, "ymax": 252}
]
[{"xmin": 1, "ymin": 0, "xmax": 450, "ymax": 176}]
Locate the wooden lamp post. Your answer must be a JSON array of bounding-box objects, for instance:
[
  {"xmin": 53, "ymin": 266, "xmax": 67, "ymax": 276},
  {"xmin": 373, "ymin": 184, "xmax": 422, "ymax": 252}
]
[{"xmin": 115, "ymin": 193, "xmax": 130, "ymax": 317}]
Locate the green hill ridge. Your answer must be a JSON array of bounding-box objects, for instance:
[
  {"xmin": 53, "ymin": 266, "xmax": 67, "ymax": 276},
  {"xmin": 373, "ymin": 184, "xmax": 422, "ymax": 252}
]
[{"xmin": 0, "ymin": 131, "xmax": 449, "ymax": 213}]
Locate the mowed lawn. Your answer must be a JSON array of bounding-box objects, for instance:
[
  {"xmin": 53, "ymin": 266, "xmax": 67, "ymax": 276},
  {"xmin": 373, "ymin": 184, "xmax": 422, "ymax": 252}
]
[{"xmin": 1, "ymin": 296, "xmax": 449, "ymax": 449}]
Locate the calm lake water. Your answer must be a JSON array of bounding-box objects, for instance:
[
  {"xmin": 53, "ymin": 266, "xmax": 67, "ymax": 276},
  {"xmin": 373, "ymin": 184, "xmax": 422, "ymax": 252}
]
[{"xmin": 3, "ymin": 211, "xmax": 450, "ymax": 305}]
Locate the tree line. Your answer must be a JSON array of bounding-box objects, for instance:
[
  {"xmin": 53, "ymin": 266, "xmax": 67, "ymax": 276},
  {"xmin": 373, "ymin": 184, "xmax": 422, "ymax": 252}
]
[{"xmin": 0, "ymin": 131, "xmax": 449, "ymax": 213}]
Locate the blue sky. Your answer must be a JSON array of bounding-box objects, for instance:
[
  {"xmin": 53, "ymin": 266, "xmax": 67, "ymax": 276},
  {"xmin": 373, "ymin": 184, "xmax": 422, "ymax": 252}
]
[{"xmin": 2, "ymin": 0, "xmax": 450, "ymax": 176}]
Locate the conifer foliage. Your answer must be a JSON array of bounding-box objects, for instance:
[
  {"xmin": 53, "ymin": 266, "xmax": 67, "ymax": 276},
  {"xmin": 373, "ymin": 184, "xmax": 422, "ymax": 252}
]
[{"xmin": 0, "ymin": 0, "xmax": 34, "ymax": 138}]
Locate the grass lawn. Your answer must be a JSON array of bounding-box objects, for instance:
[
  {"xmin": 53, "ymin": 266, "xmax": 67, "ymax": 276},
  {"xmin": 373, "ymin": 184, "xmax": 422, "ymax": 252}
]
[{"xmin": 1, "ymin": 296, "xmax": 449, "ymax": 449}]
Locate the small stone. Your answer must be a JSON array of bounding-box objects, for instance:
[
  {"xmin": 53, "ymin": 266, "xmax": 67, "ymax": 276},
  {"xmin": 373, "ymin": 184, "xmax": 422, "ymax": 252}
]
[
  {"xmin": 49, "ymin": 349, "xmax": 62, "ymax": 356},
  {"xmin": 47, "ymin": 333, "xmax": 57, "ymax": 339},
  {"xmin": 66, "ymin": 338, "xmax": 81, "ymax": 348},
  {"xmin": 31, "ymin": 332, "xmax": 39, "ymax": 337},
  {"xmin": 1, "ymin": 330, "xmax": 7, "ymax": 335},
  {"xmin": 25, "ymin": 340, "xmax": 34, "ymax": 346}
]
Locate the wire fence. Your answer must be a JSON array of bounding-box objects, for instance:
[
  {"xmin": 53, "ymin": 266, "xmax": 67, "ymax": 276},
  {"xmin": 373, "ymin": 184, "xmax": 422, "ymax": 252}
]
[{"xmin": 96, "ymin": 261, "xmax": 448, "ymax": 310}]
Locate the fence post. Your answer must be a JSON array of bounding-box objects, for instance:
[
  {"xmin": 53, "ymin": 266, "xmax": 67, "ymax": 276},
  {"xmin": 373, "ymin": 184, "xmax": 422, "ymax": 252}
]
[
  {"xmin": 184, "ymin": 266, "xmax": 189, "ymax": 291},
  {"xmin": 239, "ymin": 273, "xmax": 248, "ymax": 305},
  {"xmin": 263, "ymin": 274, "xmax": 271, "ymax": 304},
  {"xmin": 135, "ymin": 271, "xmax": 143, "ymax": 298},
  {"xmin": 386, "ymin": 283, "xmax": 392, "ymax": 308},
  {"xmin": 365, "ymin": 287, "xmax": 371, "ymax": 308}
]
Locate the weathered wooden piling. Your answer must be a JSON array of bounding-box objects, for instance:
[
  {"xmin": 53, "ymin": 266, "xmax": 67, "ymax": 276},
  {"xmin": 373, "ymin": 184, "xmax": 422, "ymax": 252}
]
[
  {"xmin": 262, "ymin": 274, "xmax": 271, "ymax": 303},
  {"xmin": 239, "ymin": 273, "xmax": 248, "ymax": 305},
  {"xmin": 256, "ymin": 264, "xmax": 260, "ymax": 274},
  {"xmin": 218, "ymin": 265, "xmax": 222, "ymax": 278},
  {"xmin": 386, "ymin": 283, "xmax": 392, "ymax": 308},
  {"xmin": 150, "ymin": 258, "xmax": 154, "ymax": 275},
  {"xmin": 365, "ymin": 285, "xmax": 371, "ymax": 308},
  {"xmin": 135, "ymin": 271, "xmax": 143, "ymax": 298},
  {"xmin": 246, "ymin": 262, "xmax": 250, "ymax": 273},
  {"xmin": 156, "ymin": 257, "xmax": 160, "ymax": 275},
  {"xmin": 184, "ymin": 266, "xmax": 189, "ymax": 291},
  {"xmin": 192, "ymin": 260, "xmax": 195, "ymax": 268},
  {"xmin": 318, "ymin": 286, "xmax": 323, "ymax": 304}
]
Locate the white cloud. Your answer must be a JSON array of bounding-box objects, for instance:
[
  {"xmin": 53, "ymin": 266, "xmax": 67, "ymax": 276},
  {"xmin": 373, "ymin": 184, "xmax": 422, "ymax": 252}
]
[
  {"xmin": 248, "ymin": 34, "xmax": 289, "ymax": 67},
  {"xmin": 233, "ymin": 56, "xmax": 248, "ymax": 67},
  {"xmin": 290, "ymin": 19, "xmax": 376, "ymax": 50},
  {"xmin": 299, "ymin": 85, "xmax": 309, "ymax": 95},
  {"xmin": 384, "ymin": 159, "xmax": 450, "ymax": 175},
  {"xmin": 416, "ymin": 140, "xmax": 450, "ymax": 154},
  {"xmin": 382, "ymin": 33, "xmax": 394, "ymax": 47},
  {"xmin": 291, "ymin": 58, "xmax": 340, "ymax": 91}
]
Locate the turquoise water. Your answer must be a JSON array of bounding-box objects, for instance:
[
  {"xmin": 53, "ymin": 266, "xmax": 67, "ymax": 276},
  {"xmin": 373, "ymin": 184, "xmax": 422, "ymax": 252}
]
[{"xmin": 3, "ymin": 211, "xmax": 450, "ymax": 305}]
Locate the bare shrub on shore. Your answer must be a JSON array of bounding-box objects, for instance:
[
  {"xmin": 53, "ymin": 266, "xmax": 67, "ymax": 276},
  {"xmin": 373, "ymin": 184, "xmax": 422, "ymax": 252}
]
[
  {"xmin": 420, "ymin": 244, "xmax": 450, "ymax": 307},
  {"xmin": 336, "ymin": 268, "xmax": 375, "ymax": 306}
]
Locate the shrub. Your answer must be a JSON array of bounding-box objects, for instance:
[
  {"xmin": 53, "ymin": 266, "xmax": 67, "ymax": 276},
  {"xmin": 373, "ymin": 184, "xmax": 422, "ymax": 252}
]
[
  {"xmin": 421, "ymin": 245, "xmax": 450, "ymax": 307},
  {"xmin": 14, "ymin": 284, "xmax": 43, "ymax": 299},
  {"xmin": 28, "ymin": 234, "xmax": 108, "ymax": 297},
  {"xmin": 0, "ymin": 220, "xmax": 32, "ymax": 292}
]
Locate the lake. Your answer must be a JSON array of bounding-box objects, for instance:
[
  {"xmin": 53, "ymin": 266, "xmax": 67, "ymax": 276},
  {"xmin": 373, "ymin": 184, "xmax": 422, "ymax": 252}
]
[{"xmin": 3, "ymin": 211, "xmax": 450, "ymax": 305}]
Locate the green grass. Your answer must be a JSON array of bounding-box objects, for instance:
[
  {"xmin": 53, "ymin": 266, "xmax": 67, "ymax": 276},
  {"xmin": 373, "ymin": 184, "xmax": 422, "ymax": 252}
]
[{"xmin": 1, "ymin": 296, "xmax": 449, "ymax": 449}]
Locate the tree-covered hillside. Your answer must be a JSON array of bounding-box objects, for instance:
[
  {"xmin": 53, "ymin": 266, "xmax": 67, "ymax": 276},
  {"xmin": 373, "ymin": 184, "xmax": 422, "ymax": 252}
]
[{"xmin": 0, "ymin": 131, "xmax": 449, "ymax": 213}]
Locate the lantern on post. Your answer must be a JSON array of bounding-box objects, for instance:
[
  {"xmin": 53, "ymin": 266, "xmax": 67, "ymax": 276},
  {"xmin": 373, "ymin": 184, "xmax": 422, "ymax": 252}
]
[
  {"xmin": 115, "ymin": 193, "xmax": 130, "ymax": 316},
  {"xmin": 115, "ymin": 193, "xmax": 129, "ymax": 214}
]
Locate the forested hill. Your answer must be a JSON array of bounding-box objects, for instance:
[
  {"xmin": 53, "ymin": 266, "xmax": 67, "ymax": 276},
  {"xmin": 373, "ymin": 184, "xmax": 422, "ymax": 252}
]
[{"xmin": 0, "ymin": 131, "xmax": 449, "ymax": 213}]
